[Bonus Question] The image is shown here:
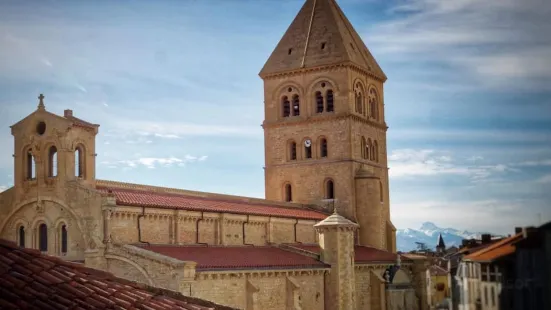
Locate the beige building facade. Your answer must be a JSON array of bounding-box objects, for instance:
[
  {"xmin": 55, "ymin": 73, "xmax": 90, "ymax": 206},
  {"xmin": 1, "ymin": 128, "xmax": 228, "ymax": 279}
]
[{"xmin": 0, "ymin": 0, "xmax": 429, "ymax": 309}]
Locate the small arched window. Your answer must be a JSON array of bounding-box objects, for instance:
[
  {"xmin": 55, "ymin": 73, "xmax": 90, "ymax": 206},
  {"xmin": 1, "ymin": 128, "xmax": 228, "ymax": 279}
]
[
  {"xmin": 26, "ymin": 149, "xmax": 36, "ymax": 180},
  {"xmin": 379, "ymin": 181, "xmax": 384, "ymax": 202},
  {"xmin": 48, "ymin": 145, "xmax": 58, "ymax": 177},
  {"xmin": 320, "ymin": 138, "xmax": 328, "ymax": 158},
  {"xmin": 75, "ymin": 145, "xmax": 85, "ymax": 178},
  {"xmin": 292, "ymin": 95, "xmax": 300, "ymax": 116},
  {"xmin": 282, "ymin": 96, "xmax": 291, "ymax": 117},
  {"xmin": 289, "ymin": 141, "xmax": 297, "ymax": 161},
  {"xmin": 369, "ymin": 88, "xmax": 378, "ymax": 120},
  {"xmin": 18, "ymin": 226, "xmax": 25, "ymax": 247},
  {"xmin": 38, "ymin": 223, "xmax": 48, "ymax": 252},
  {"xmin": 355, "ymin": 83, "xmax": 364, "ymax": 115},
  {"xmin": 361, "ymin": 137, "xmax": 366, "ymax": 159},
  {"xmin": 326, "ymin": 90, "xmax": 334, "ymax": 112},
  {"xmin": 304, "ymin": 140, "xmax": 312, "ymax": 159},
  {"xmin": 325, "ymin": 179, "xmax": 335, "ymax": 199},
  {"xmin": 373, "ymin": 140, "xmax": 379, "ymax": 162},
  {"xmin": 61, "ymin": 224, "xmax": 68, "ymax": 255},
  {"xmin": 367, "ymin": 139, "xmax": 373, "ymax": 160},
  {"xmin": 284, "ymin": 183, "xmax": 292, "ymax": 202},
  {"xmin": 315, "ymin": 91, "xmax": 324, "ymax": 113}
]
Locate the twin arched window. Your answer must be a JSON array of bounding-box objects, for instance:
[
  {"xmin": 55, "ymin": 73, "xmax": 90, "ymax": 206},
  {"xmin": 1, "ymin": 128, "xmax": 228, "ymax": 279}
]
[
  {"xmin": 287, "ymin": 137, "xmax": 329, "ymax": 161},
  {"xmin": 360, "ymin": 136, "xmax": 379, "ymax": 162},
  {"xmin": 281, "ymin": 83, "xmax": 334, "ymax": 118},
  {"xmin": 355, "ymin": 82, "xmax": 365, "ymax": 115}
]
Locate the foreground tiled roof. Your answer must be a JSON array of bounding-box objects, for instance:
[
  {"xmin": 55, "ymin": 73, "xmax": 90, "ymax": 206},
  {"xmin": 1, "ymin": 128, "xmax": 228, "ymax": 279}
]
[
  {"xmin": 464, "ymin": 233, "xmax": 523, "ymax": 262},
  {"xmin": 0, "ymin": 239, "xmax": 237, "ymax": 310},
  {"xmin": 285, "ymin": 244, "xmax": 410, "ymax": 263},
  {"xmin": 136, "ymin": 244, "xmax": 329, "ymax": 271},
  {"xmin": 97, "ymin": 182, "xmax": 327, "ymax": 221}
]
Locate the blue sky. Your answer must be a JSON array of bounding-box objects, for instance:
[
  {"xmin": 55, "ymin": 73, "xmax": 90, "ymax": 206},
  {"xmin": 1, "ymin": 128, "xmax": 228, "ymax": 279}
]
[{"xmin": 0, "ymin": 0, "xmax": 550, "ymax": 234}]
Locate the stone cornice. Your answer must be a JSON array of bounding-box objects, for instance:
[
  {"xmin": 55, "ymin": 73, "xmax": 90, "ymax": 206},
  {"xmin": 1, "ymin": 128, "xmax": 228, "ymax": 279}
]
[
  {"xmin": 196, "ymin": 268, "xmax": 329, "ymax": 280},
  {"xmin": 259, "ymin": 62, "xmax": 386, "ymax": 83},
  {"xmin": 267, "ymin": 158, "xmax": 387, "ymax": 170},
  {"xmin": 355, "ymin": 262, "xmax": 413, "ymax": 271},
  {"xmin": 262, "ymin": 112, "xmax": 388, "ymax": 131}
]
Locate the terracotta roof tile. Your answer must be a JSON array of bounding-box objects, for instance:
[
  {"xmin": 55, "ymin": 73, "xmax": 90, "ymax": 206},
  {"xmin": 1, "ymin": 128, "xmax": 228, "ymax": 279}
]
[
  {"xmin": 0, "ymin": 239, "xmax": 238, "ymax": 310},
  {"xmin": 97, "ymin": 186, "xmax": 327, "ymax": 221},
  {"xmin": 284, "ymin": 244, "xmax": 411, "ymax": 263},
  {"xmin": 137, "ymin": 244, "xmax": 329, "ymax": 271},
  {"xmin": 464, "ymin": 233, "xmax": 522, "ymax": 262}
]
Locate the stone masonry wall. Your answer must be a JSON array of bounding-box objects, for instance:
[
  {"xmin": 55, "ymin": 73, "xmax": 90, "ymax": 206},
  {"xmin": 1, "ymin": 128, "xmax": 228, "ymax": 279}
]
[
  {"xmin": 189, "ymin": 270, "xmax": 326, "ymax": 310},
  {"xmin": 109, "ymin": 206, "xmax": 318, "ymax": 247}
]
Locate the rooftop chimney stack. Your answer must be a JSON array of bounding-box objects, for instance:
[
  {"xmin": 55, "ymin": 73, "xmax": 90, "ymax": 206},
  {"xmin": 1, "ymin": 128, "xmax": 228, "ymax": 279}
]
[{"xmin": 64, "ymin": 109, "xmax": 73, "ymax": 117}]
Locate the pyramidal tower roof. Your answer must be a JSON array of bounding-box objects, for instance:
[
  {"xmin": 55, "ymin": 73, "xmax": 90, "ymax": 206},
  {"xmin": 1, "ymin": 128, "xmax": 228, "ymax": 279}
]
[{"xmin": 259, "ymin": 0, "xmax": 386, "ymax": 81}]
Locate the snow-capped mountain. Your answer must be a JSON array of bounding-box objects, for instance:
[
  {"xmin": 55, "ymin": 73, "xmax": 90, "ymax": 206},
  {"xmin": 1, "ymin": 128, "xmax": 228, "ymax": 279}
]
[{"xmin": 396, "ymin": 222, "xmax": 490, "ymax": 252}]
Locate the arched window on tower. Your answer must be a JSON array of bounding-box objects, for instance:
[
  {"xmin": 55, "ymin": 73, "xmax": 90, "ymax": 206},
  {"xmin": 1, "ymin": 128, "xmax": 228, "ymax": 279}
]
[
  {"xmin": 38, "ymin": 223, "xmax": 48, "ymax": 252},
  {"xmin": 373, "ymin": 140, "xmax": 379, "ymax": 162},
  {"xmin": 369, "ymin": 88, "xmax": 379, "ymax": 120},
  {"xmin": 48, "ymin": 146, "xmax": 58, "ymax": 177},
  {"xmin": 292, "ymin": 95, "xmax": 300, "ymax": 116},
  {"xmin": 379, "ymin": 181, "xmax": 384, "ymax": 202},
  {"xmin": 284, "ymin": 183, "xmax": 292, "ymax": 202},
  {"xmin": 75, "ymin": 146, "xmax": 85, "ymax": 178},
  {"xmin": 326, "ymin": 90, "xmax": 334, "ymax": 112},
  {"xmin": 304, "ymin": 140, "xmax": 312, "ymax": 159},
  {"xmin": 315, "ymin": 91, "xmax": 324, "ymax": 113},
  {"xmin": 355, "ymin": 83, "xmax": 364, "ymax": 115},
  {"xmin": 367, "ymin": 139, "xmax": 373, "ymax": 161},
  {"xmin": 361, "ymin": 137, "xmax": 367, "ymax": 159},
  {"xmin": 282, "ymin": 96, "xmax": 291, "ymax": 117},
  {"xmin": 320, "ymin": 138, "xmax": 328, "ymax": 158},
  {"xmin": 325, "ymin": 179, "xmax": 335, "ymax": 199},
  {"xmin": 60, "ymin": 224, "xmax": 68, "ymax": 255},
  {"xmin": 18, "ymin": 226, "xmax": 25, "ymax": 247},
  {"xmin": 26, "ymin": 149, "xmax": 36, "ymax": 180},
  {"xmin": 289, "ymin": 141, "xmax": 297, "ymax": 161}
]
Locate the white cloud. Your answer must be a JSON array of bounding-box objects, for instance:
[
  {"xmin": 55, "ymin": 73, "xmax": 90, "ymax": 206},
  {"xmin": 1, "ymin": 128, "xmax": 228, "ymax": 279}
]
[
  {"xmin": 102, "ymin": 155, "xmax": 208, "ymax": 169},
  {"xmin": 388, "ymin": 149, "xmax": 517, "ymax": 180},
  {"xmin": 515, "ymin": 159, "xmax": 551, "ymax": 167},
  {"xmin": 536, "ymin": 174, "xmax": 551, "ymax": 184},
  {"xmin": 0, "ymin": 185, "xmax": 7, "ymax": 192},
  {"xmin": 390, "ymin": 128, "xmax": 551, "ymax": 144},
  {"xmin": 366, "ymin": 0, "xmax": 551, "ymax": 90}
]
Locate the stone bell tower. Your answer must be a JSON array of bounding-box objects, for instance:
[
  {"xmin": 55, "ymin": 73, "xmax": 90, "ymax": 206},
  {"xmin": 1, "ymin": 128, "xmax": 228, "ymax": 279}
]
[
  {"xmin": 10, "ymin": 94, "xmax": 99, "ymax": 200},
  {"xmin": 260, "ymin": 0, "xmax": 396, "ymax": 252}
]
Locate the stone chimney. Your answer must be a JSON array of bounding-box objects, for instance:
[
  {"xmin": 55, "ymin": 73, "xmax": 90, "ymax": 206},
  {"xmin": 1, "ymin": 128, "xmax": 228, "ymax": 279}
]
[{"xmin": 64, "ymin": 109, "xmax": 73, "ymax": 117}]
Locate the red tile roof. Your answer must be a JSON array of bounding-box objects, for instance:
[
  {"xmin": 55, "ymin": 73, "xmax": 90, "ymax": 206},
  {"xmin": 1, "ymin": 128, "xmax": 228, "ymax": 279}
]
[
  {"xmin": 136, "ymin": 245, "xmax": 329, "ymax": 271},
  {"xmin": 464, "ymin": 233, "xmax": 522, "ymax": 262},
  {"xmin": 285, "ymin": 244, "xmax": 410, "ymax": 263},
  {"xmin": 0, "ymin": 239, "xmax": 237, "ymax": 310},
  {"xmin": 97, "ymin": 185, "xmax": 327, "ymax": 221}
]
